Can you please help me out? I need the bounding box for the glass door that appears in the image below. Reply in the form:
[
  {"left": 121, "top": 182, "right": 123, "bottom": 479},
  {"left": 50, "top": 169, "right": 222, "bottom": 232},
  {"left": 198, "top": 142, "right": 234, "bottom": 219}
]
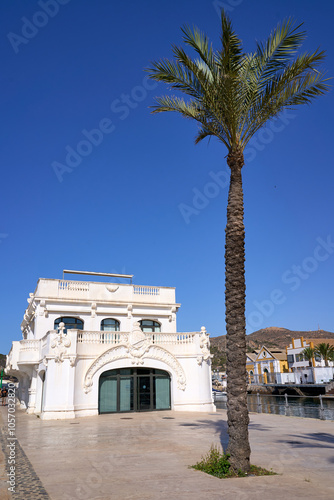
[
  {"left": 99, "top": 376, "right": 117, "bottom": 413},
  {"left": 137, "top": 375, "right": 151, "bottom": 411},
  {"left": 120, "top": 376, "right": 133, "bottom": 412}
]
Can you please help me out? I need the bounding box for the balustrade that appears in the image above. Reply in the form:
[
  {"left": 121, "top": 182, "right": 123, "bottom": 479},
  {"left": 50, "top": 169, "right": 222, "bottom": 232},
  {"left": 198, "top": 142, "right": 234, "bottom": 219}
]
[
  {"left": 77, "top": 331, "right": 195, "bottom": 345},
  {"left": 20, "top": 340, "right": 40, "bottom": 351},
  {"left": 58, "top": 280, "right": 90, "bottom": 292},
  {"left": 133, "top": 286, "right": 160, "bottom": 296}
]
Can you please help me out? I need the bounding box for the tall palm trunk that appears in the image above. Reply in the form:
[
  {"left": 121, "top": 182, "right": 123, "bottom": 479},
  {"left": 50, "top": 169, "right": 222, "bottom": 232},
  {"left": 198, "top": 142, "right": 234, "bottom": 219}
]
[{"left": 225, "top": 148, "right": 250, "bottom": 472}]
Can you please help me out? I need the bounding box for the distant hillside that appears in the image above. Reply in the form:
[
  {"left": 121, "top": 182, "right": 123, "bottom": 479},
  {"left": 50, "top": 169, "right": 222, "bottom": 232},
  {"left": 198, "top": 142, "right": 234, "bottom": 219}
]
[{"left": 210, "top": 327, "right": 334, "bottom": 370}]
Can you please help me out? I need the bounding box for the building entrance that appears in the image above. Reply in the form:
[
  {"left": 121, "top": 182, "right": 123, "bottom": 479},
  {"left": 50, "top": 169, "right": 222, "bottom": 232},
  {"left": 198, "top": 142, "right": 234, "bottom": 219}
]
[{"left": 99, "top": 368, "right": 171, "bottom": 413}]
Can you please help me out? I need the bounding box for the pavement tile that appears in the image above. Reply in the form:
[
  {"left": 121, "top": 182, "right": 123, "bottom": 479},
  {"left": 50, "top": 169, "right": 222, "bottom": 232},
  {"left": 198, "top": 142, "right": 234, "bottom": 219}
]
[{"left": 0, "top": 406, "right": 333, "bottom": 499}]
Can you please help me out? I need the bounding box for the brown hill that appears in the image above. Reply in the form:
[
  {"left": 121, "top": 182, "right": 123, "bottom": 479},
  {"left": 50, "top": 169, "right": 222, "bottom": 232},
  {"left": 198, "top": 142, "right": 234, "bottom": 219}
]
[{"left": 210, "top": 327, "right": 334, "bottom": 369}]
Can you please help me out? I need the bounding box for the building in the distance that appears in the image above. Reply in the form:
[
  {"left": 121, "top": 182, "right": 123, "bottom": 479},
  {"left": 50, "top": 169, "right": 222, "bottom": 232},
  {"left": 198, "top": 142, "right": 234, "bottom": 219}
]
[
  {"left": 246, "top": 346, "right": 292, "bottom": 385},
  {"left": 6, "top": 271, "right": 215, "bottom": 419},
  {"left": 286, "top": 337, "right": 334, "bottom": 384}
]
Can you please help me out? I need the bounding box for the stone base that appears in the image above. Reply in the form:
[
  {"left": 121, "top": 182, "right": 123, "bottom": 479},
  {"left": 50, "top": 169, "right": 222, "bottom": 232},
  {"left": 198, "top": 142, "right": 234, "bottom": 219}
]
[
  {"left": 73, "top": 409, "right": 99, "bottom": 418},
  {"left": 173, "top": 402, "right": 216, "bottom": 412},
  {"left": 40, "top": 410, "right": 76, "bottom": 420}
]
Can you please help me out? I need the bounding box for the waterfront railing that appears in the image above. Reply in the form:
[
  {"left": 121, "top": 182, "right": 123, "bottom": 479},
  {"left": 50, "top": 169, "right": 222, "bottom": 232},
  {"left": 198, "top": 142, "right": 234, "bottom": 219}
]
[{"left": 214, "top": 393, "right": 334, "bottom": 421}]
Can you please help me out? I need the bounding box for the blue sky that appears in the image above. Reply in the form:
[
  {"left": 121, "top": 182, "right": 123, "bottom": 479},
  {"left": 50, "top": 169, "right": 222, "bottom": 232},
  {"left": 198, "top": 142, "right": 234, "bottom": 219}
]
[{"left": 1, "top": 0, "right": 333, "bottom": 354}]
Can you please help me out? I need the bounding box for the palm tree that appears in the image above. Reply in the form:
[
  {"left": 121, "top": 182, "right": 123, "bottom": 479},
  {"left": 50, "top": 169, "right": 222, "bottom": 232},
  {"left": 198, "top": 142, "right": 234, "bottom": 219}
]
[
  {"left": 315, "top": 343, "right": 334, "bottom": 367},
  {"left": 302, "top": 347, "right": 315, "bottom": 367},
  {"left": 146, "top": 10, "right": 329, "bottom": 472},
  {"left": 302, "top": 346, "right": 316, "bottom": 383},
  {"left": 329, "top": 349, "right": 334, "bottom": 363}
]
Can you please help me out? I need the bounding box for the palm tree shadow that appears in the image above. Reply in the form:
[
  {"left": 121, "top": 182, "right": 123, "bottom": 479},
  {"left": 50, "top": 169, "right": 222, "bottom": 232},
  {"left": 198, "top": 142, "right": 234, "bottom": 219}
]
[
  {"left": 278, "top": 432, "right": 334, "bottom": 450},
  {"left": 178, "top": 419, "right": 229, "bottom": 449}
]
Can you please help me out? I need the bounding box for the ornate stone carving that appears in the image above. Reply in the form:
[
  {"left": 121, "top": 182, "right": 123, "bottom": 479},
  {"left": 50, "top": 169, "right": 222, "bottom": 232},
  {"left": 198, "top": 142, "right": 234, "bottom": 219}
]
[
  {"left": 69, "top": 356, "right": 77, "bottom": 367},
  {"left": 197, "top": 326, "right": 213, "bottom": 366},
  {"left": 127, "top": 304, "right": 133, "bottom": 319},
  {"left": 38, "top": 300, "right": 49, "bottom": 317},
  {"left": 125, "top": 322, "right": 152, "bottom": 364},
  {"left": 148, "top": 345, "right": 186, "bottom": 390},
  {"left": 169, "top": 306, "right": 177, "bottom": 322},
  {"left": 83, "top": 325, "right": 187, "bottom": 392},
  {"left": 106, "top": 285, "right": 119, "bottom": 293},
  {"left": 91, "top": 302, "right": 97, "bottom": 318},
  {"left": 51, "top": 323, "right": 71, "bottom": 363},
  {"left": 84, "top": 345, "right": 128, "bottom": 393}
]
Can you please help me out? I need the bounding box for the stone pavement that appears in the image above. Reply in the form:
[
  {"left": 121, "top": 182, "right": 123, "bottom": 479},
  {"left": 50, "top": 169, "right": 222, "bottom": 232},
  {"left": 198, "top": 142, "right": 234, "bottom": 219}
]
[{"left": 0, "top": 405, "right": 333, "bottom": 500}]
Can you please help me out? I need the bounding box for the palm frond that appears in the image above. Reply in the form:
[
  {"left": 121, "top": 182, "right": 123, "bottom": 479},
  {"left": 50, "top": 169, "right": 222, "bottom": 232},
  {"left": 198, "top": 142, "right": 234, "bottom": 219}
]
[
  {"left": 146, "top": 8, "right": 329, "bottom": 153},
  {"left": 150, "top": 95, "right": 200, "bottom": 117},
  {"left": 219, "top": 9, "right": 243, "bottom": 73},
  {"left": 240, "top": 49, "right": 330, "bottom": 146},
  {"left": 181, "top": 25, "right": 216, "bottom": 74},
  {"left": 255, "top": 18, "right": 306, "bottom": 83}
]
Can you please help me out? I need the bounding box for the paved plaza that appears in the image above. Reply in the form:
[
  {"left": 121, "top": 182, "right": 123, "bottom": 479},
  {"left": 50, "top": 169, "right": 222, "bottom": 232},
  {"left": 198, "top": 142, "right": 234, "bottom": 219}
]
[{"left": 0, "top": 405, "right": 333, "bottom": 499}]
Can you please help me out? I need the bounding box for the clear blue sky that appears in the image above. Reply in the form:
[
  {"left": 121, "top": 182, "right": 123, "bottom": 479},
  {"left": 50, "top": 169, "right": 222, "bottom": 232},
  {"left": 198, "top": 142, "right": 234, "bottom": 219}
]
[{"left": 1, "top": 0, "right": 333, "bottom": 354}]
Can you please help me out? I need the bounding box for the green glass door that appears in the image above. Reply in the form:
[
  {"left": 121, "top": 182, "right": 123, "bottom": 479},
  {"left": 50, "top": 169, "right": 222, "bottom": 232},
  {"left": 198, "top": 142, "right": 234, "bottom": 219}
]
[
  {"left": 99, "top": 376, "right": 117, "bottom": 413},
  {"left": 120, "top": 376, "right": 133, "bottom": 412},
  {"left": 99, "top": 368, "right": 170, "bottom": 413},
  {"left": 137, "top": 376, "right": 151, "bottom": 411}
]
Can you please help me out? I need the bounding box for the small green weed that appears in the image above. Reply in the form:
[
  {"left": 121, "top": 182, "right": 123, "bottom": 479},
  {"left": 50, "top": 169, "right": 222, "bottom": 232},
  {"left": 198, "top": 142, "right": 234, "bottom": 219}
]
[
  {"left": 191, "top": 445, "right": 231, "bottom": 478},
  {"left": 191, "top": 445, "right": 277, "bottom": 479}
]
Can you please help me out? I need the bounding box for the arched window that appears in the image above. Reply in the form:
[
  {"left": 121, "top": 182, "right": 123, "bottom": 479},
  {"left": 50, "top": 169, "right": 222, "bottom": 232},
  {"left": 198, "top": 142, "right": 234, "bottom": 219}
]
[
  {"left": 54, "top": 317, "right": 84, "bottom": 333},
  {"left": 101, "top": 318, "right": 120, "bottom": 332},
  {"left": 139, "top": 320, "right": 161, "bottom": 333}
]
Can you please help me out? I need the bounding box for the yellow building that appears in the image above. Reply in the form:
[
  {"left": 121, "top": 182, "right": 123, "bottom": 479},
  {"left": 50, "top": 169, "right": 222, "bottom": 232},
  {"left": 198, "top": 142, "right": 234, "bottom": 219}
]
[{"left": 247, "top": 346, "right": 290, "bottom": 385}]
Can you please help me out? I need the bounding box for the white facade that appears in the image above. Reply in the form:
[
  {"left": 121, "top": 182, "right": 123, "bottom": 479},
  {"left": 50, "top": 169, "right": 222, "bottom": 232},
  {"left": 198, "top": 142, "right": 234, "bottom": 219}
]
[
  {"left": 6, "top": 275, "right": 215, "bottom": 419},
  {"left": 287, "top": 338, "right": 334, "bottom": 384}
]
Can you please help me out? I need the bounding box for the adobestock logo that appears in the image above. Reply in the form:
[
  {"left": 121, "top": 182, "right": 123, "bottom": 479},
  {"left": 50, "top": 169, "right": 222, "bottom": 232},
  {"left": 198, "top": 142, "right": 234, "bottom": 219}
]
[
  {"left": 178, "top": 170, "right": 230, "bottom": 224},
  {"left": 246, "top": 235, "right": 334, "bottom": 330},
  {"left": 51, "top": 76, "right": 157, "bottom": 183},
  {"left": 52, "top": 119, "right": 115, "bottom": 183},
  {"left": 244, "top": 110, "right": 296, "bottom": 163},
  {"left": 178, "top": 110, "right": 296, "bottom": 225},
  {"left": 7, "top": 0, "right": 71, "bottom": 54},
  {"left": 213, "top": 0, "right": 244, "bottom": 16}
]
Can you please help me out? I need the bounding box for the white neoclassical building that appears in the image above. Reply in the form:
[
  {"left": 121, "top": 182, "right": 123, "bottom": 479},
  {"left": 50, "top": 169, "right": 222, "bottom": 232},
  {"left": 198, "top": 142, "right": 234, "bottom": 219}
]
[{"left": 6, "top": 271, "right": 215, "bottom": 419}]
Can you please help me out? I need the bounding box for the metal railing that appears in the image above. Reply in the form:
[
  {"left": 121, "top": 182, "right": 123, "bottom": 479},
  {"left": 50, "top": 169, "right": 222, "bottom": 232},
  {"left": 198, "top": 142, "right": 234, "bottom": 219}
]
[{"left": 215, "top": 393, "right": 334, "bottom": 421}]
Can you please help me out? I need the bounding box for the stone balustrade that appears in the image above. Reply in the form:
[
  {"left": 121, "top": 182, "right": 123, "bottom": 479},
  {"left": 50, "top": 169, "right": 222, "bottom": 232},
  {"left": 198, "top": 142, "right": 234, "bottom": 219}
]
[
  {"left": 32, "top": 278, "right": 176, "bottom": 305},
  {"left": 77, "top": 331, "right": 195, "bottom": 346},
  {"left": 20, "top": 339, "right": 40, "bottom": 351}
]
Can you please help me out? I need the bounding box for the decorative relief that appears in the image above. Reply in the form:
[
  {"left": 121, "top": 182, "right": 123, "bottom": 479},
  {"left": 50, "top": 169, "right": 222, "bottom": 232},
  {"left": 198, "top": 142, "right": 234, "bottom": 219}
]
[
  {"left": 197, "top": 326, "right": 213, "bottom": 366},
  {"left": 127, "top": 304, "right": 133, "bottom": 319},
  {"left": 83, "top": 322, "right": 187, "bottom": 392},
  {"left": 84, "top": 345, "right": 128, "bottom": 393},
  {"left": 38, "top": 300, "right": 48, "bottom": 317},
  {"left": 51, "top": 322, "right": 71, "bottom": 363},
  {"left": 148, "top": 345, "right": 186, "bottom": 390},
  {"left": 106, "top": 285, "right": 119, "bottom": 293},
  {"left": 125, "top": 322, "right": 152, "bottom": 364},
  {"left": 91, "top": 302, "right": 97, "bottom": 318},
  {"left": 169, "top": 306, "right": 177, "bottom": 322},
  {"left": 69, "top": 356, "right": 77, "bottom": 367}
]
